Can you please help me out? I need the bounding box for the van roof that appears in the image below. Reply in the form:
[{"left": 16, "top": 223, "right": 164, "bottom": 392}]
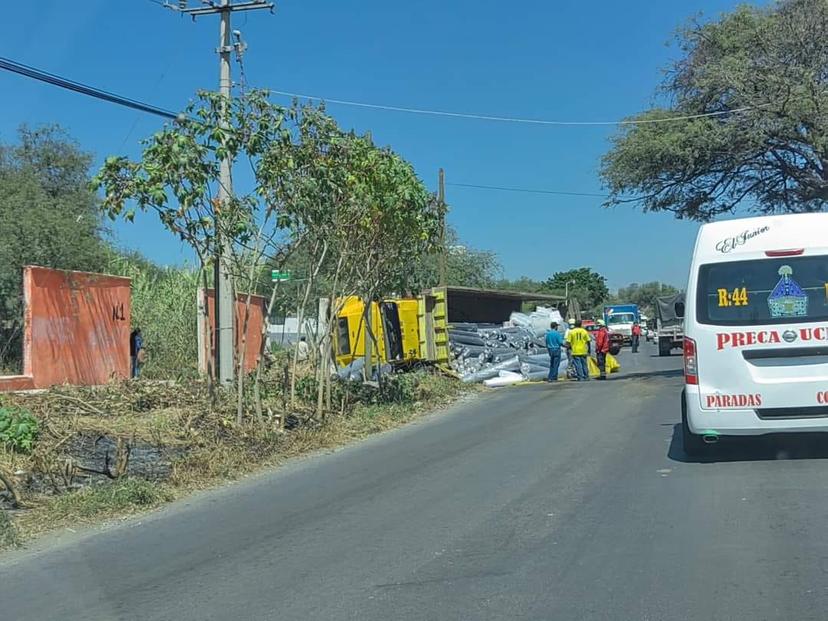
[{"left": 694, "top": 213, "right": 828, "bottom": 263}]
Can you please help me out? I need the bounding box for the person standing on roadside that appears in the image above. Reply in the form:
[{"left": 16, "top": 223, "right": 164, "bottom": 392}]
[
  {"left": 594, "top": 319, "right": 610, "bottom": 380},
  {"left": 129, "top": 328, "right": 143, "bottom": 379},
  {"left": 296, "top": 335, "right": 310, "bottom": 362},
  {"left": 631, "top": 321, "right": 642, "bottom": 353},
  {"left": 565, "top": 319, "right": 591, "bottom": 381},
  {"left": 545, "top": 321, "right": 564, "bottom": 382}
]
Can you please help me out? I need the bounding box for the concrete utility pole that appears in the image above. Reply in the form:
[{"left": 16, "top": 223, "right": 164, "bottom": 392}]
[
  {"left": 160, "top": 0, "right": 273, "bottom": 385},
  {"left": 437, "top": 168, "right": 447, "bottom": 286}
]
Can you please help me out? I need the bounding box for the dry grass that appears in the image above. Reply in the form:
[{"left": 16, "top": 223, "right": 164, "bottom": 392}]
[
  {"left": 0, "top": 370, "right": 474, "bottom": 548},
  {"left": 0, "top": 509, "right": 20, "bottom": 548}
]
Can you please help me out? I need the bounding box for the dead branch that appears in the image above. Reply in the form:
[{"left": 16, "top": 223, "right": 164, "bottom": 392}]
[
  {"left": 50, "top": 393, "right": 106, "bottom": 416},
  {"left": 0, "top": 468, "right": 22, "bottom": 509}
]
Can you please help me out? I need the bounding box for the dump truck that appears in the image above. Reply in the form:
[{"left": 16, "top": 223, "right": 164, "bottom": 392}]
[
  {"left": 333, "top": 286, "right": 566, "bottom": 368},
  {"left": 655, "top": 292, "right": 685, "bottom": 356},
  {"left": 333, "top": 296, "right": 420, "bottom": 368}
]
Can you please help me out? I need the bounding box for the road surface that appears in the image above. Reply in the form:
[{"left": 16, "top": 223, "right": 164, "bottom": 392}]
[{"left": 4, "top": 343, "right": 828, "bottom": 620}]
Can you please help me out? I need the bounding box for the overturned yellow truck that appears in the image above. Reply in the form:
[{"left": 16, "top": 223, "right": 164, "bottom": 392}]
[{"left": 333, "top": 286, "right": 565, "bottom": 368}]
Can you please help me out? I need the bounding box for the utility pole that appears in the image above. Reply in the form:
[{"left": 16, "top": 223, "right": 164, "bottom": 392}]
[
  {"left": 160, "top": 0, "right": 273, "bottom": 385},
  {"left": 437, "top": 168, "right": 447, "bottom": 286}
]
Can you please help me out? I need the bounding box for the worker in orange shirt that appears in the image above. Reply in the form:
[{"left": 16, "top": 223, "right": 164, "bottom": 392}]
[
  {"left": 594, "top": 320, "right": 610, "bottom": 380},
  {"left": 631, "top": 322, "right": 642, "bottom": 353}
]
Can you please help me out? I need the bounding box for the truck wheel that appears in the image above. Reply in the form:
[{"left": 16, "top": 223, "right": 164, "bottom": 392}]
[
  {"left": 681, "top": 391, "right": 706, "bottom": 457},
  {"left": 658, "top": 338, "right": 670, "bottom": 357}
]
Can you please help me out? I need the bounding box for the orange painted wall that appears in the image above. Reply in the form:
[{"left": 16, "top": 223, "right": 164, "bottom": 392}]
[
  {"left": 202, "top": 290, "right": 266, "bottom": 374},
  {"left": 0, "top": 376, "right": 35, "bottom": 391},
  {"left": 22, "top": 266, "right": 131, "bottom": 388}
]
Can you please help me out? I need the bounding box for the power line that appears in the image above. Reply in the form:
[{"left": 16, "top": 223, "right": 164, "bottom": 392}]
[
  {"left": 0, "top": 56, "right": 613, "bottom": 199},
  {"left": 0, "top": 56, "right": 180, "bottom": 120},
  {"left": 0, "top": 53, "right": 761, "bottom": 131},
  {"left": 269, "top": 88, "right": 758, "bottom": 127},
  {"left": 447, "top": 182, "right": 607, "bottom": 198}
]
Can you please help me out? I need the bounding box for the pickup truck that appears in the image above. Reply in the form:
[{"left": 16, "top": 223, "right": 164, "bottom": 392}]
[{"left": 655, "top": 293, "right": 685, "bottom": 356}]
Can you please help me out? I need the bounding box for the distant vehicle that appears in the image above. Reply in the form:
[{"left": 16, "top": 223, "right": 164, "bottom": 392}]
[
  {"left": 640, "top": 316, "right": 652, "bottom": 340},
  {"left": 603, "top": 304, "right": 640, "bottom": 343},
  {"left": 583, "top": 320, "right": 622, "bottom": 354},
  {"left": 682, "top": 212, "right": 828, "bottom": 456},
  {"left": 655, "top": 293, "right": 685, "bottom": 356}
]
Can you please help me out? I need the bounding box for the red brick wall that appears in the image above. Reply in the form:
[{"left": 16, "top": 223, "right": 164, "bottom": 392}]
[{"left": 22, "top": 266, "right": 131, "bottom": 388}]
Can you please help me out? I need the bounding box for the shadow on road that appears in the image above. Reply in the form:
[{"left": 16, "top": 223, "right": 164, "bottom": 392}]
[
  {"left": 667, "top": 424, "right": 828, "bottom": 463},
  {"left": 614, "top": 369, "right": 683, "bottom": 380}
]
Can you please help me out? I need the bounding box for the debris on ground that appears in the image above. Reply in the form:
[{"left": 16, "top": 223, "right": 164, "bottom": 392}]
[{"left": 449, "top": 307, "right": 568, "bottom": 383}]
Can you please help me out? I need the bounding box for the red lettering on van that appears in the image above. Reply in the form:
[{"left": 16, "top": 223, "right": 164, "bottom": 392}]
[
  {"left": 705, "top": 393, "right": 762, "bottom": 408},
  {"left": 745, "top": 332, "right": 756, "bottom": 346},
  {"left": 717, "top": 334, "right": 731, "bottom": 350},
  {"left": 818, "top": 391, "right": 828, "bottom": 405},
  {"left": 816, "top": 327, "right": 827, "bottom": 341}
]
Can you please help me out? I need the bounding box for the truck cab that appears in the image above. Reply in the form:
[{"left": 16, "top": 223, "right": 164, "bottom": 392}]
[{"left": 604, "top": 304, "right": 640, "bottom": 343}]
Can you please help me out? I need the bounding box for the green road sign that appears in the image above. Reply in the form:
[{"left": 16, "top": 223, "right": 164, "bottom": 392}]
[{"left": 271, "top": 270, "right": 291, "bottom": 282}]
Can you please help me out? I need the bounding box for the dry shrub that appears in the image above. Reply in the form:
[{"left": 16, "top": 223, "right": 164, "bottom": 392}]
[{"left": 1, "top": 369, "right": 471, "bottom": 544}]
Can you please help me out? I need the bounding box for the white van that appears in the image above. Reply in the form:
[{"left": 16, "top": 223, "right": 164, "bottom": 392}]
[{"left": 682, "top": 213, "right": 828, "bottom": 455}]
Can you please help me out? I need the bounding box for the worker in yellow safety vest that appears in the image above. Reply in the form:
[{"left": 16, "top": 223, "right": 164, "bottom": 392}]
[{"left": 564, "top": 319, "right": 591, "bottom": 381}]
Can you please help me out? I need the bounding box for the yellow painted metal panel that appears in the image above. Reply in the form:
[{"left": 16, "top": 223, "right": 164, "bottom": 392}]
[{"left": 396, "top": 299, "right": 421, "bottom": 361}]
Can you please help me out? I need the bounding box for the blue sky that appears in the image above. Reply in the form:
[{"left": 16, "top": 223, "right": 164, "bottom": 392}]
[{"left": 1, "top": 0, "right": 762, "bottom": 290}]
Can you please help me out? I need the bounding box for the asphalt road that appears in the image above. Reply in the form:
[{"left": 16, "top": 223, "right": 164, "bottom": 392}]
[{"left": 4, "top": 342, "right": 828, "bottom": 620}]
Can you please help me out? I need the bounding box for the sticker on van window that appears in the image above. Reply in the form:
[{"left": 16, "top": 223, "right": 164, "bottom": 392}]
[
  {"left": 717, "top": 287, "right": 749, "bottom": 307},
  {"left": 715, "top": 225, "right": 769, "bottom": 254},
  {"left": 716, "top": 326, "right": 828, "bottom": 349},
  {"left": 768, "top": 265, "right": 808, "bottom": 318}
]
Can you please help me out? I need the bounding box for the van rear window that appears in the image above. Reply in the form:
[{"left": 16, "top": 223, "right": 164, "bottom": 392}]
[{"left": 697, "top": 255, "right": 828, "bottom": 326}]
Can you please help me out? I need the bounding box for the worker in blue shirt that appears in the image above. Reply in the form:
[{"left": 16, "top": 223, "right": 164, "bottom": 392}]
[{"left": 545, "top": 321, "right": 565, "bottom": 382}]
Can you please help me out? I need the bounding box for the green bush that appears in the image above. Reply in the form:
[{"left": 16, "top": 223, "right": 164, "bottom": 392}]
[
  {"left": 294, "top": 375, "right": 319, "bottom": 403},
  {"left": 0, "top": 405, "right": 39, "bottom": 453},
  {"left": 377, "top": 373, "right": 419, "bottom": 404},
  {"left": 296, "top": 369, "right": 455, "bottom": 409},
  {"left": 331, "top": 371, "right": 422, "bottom": 406}
]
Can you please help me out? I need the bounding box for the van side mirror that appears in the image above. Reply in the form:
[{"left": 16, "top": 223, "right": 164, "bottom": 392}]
[{"left": 675, "top": 302, "right": 685, "bottom": 318}]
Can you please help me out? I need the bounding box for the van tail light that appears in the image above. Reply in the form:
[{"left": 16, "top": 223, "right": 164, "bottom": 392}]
[
  {"left": 765, "top": 248, "right": 804, "bottom": 257},
  {"left": 684, "top": 337, "right": 698, "bottom": 385}
]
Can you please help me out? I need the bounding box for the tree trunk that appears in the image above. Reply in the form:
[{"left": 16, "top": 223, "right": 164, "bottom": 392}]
[
  {"left": 253, "top": 279, "right": 281, "bottom": 424},
  {"left": 290, "top": 240, "right": 328, "bottom": 406}
]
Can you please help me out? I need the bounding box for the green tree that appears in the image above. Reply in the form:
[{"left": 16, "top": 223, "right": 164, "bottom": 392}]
[
  {"left": 615, "top": 281, "right": 679, "bottom": 315},
  {"left": 408, "top": 226, "right": 502, "bottom": 290},
  {"left": 601, "top": 0, "right": 828, "bottom": 220},
  {"left": 544, "top": 267, "right": 609, "bottom": 314},
  {"left": 495, "top": 276, "right": 545, "bottom": 293},
  {"left": 96, "top": 90, "right": 442, "bottom": 417},
  {"left": 0, "top": 126, "right": 110, "bottom": 371}
]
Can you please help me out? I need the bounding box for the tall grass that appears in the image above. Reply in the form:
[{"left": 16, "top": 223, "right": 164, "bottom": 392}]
[{"left": 110, "top": 256, "right": 201, "bottom": 380}]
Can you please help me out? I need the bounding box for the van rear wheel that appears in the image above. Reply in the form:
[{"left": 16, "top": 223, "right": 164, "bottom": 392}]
[{"left": 681, "top": 391, "right": 707, "bottom": 457}]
